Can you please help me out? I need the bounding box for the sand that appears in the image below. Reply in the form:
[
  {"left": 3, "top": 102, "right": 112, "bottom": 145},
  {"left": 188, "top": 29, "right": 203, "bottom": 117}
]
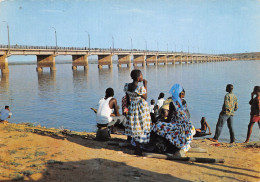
[{"left": 0, "top": 123, "right": 259, "bottom": 182}]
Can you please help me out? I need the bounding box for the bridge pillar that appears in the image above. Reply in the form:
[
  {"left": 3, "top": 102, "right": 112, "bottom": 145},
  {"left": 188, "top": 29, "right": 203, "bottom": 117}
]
[
  {"left": 36, "top": 55, "right": 56, "bottom": 72},
  {"left": 191, "top": 56, "right": 194, "bottom": 63},
  {"left": 146, "top": 55, "right": 157, "bottom": 65},
  {"left": 175, "top": 55, "right": 182, "bottom": 64},
  {"left": 200, "top": 56, "right": 203, "bottom": 63},
  {"left": 118, "top": 55, "right": 131, "bottom": 68},
  {"left": 196, "top": 56, "right": 200, "bottom": 63},
  {"left": 167, "top": 55, "right": 175, "bottom": 64},
  {"left": 98, "top": 54, "right": 112, "bottom": 69},
  {"left": 182, "top": 55, "right": 188, "bottom": 64},
  {"left": 0, "top": 54, "right": 9, "bottom": 74},
  {"left": 157, "top": 55, "right": 167, "bottom": 65},
  {"left": 187, "top": 56, "right": 191, "bottom": 63},
  {"left": 72, "top": 55, "right": 88, "bottom": 70},
  {"left": 133, "top": 55, "right": 145, "bottom": 67}
]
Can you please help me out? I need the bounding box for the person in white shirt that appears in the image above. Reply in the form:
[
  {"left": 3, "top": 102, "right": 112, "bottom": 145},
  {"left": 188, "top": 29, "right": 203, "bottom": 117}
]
[
  {"left": 0, "top": 106, "right": 12, "bottom": 123},
  {"left": 150, "top": 99, "right": 155, "bottom": 113},
  {"left": 96, "top": 88, "right": 126, "bottom": 130},
  {"left": 156, "top": 92, "right": 165, "bottom": 109}
]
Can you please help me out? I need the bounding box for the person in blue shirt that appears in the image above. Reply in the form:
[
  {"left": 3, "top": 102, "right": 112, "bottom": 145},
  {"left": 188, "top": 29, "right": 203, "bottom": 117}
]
[{"left": 0, "top": 106, "right": 12, "bottom": 123}]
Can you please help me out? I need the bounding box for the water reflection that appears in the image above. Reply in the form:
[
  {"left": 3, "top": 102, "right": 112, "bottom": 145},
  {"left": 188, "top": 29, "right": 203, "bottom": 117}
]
[
  {"left": 37, "top": 71, "right": 56, "bottom": 93},
  {"left": 98, "top": 68, "right": 113, "bottom": 88},
  {"left": 72, "top": 70, "right": 89, "bottom": 91},
  {"left": 118, "top": 67, "right": 131, "bottom": 79},
  {"left": 0, "top": 73, "right": 9, "bottom": 93}
]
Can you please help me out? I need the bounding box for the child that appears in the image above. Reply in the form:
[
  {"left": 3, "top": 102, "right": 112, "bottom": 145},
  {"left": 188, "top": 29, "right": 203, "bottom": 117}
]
[
  {"left": 244, "top": 86, "right": 260, "bottom": 143},
  {"left": 156, "top": 92, "right": 165, "bottom": 109},
  {"left": 150, "top": 99, "right": 156, "bottom": 124},
  {"left": 150, "top": 99, "right": 155, "bottom": 113},
  {"left": 196, "top": 117, "right": 211, "bottom": 135}
]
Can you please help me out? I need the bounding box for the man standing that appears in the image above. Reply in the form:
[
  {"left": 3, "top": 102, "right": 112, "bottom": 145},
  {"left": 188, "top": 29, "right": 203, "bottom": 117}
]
[
  {"left": 96, "top": 88, "right": 126, "bottom": 131},
  {"left": 210, "top": 84, "right": 238, "bottom": 143}
]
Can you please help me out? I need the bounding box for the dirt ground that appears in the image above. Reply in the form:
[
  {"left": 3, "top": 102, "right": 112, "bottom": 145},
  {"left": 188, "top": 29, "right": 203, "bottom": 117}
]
[{"left": 0, "top": 123, "right": 259, "bottom": 182}]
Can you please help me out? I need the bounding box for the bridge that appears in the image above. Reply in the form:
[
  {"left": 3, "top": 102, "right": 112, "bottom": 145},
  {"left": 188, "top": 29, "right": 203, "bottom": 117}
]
[{"left": 0, "top": 45, "right": 232, "bottom": 74}]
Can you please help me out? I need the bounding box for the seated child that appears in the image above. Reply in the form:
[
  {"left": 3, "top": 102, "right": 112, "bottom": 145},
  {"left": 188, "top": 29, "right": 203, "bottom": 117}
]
[
  {"left": 156, "top": 98, "right": 172, "bottom": 123},
  {"left": 196, "top": 117, "right": 211, "bottom": 134}
]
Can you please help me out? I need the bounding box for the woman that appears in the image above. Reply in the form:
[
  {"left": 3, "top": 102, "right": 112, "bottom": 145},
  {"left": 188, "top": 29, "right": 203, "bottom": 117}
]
[
  {"left": 244, "top": 86, "right": 260, "bottom": 143},
  {"left": 152, "top": 83, "right": 195, "bottom": 152},
  {"left": 124, "top": 69, "right": 151, "bottom": 155}
]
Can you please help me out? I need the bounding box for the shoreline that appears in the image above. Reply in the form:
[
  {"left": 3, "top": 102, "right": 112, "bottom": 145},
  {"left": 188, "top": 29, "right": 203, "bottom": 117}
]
[{"left": 0, "top": 122, "right": 259, "bottom": 181}]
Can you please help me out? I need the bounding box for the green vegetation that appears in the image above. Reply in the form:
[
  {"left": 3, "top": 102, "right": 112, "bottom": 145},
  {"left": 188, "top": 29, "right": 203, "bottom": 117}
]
[
  {"left": 21, "top": 170, "right": 34, "bottom": 176},
  {"left": 10, "top": 173, "right": 24, "bottom": 181},
  {"left": 10, "top": 161, "right": 21, "bottom": 167},
  {"left": 35, "top": 151, "right": 47, "bottom": 157},
  {"left": 46, "top": 160, "right": 63, "bottom": 165},
  {"left": 8, "top": 150, "right": 17, "bottom": 154},
  {"left": 22, "top": 154, "right": 32, "bottom": 159}
]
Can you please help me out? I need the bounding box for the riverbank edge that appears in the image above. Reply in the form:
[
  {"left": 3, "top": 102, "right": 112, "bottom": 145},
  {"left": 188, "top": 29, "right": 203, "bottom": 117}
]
[{"left": 0, "top": 122, "right": 259, "bottom": 181}]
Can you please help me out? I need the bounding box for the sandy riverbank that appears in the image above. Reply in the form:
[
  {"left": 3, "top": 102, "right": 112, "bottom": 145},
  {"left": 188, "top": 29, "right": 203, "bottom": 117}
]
[{"left": 0, "top": 123, "right": 259, "bottom": 182}]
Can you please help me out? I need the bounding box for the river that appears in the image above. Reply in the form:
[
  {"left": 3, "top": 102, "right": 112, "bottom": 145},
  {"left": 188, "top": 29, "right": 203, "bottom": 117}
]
[{"left": 0, "top": 60, "right": 259, "bottom": 142}]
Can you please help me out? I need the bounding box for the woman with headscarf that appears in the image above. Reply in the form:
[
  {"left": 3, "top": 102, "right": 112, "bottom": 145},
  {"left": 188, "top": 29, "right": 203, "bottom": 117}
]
[
  {"left": 124, "top": 69, "right": 151, "bottom": 155},
  {"left": 152, "top": 83, "right": 195, "bottom": 152}
]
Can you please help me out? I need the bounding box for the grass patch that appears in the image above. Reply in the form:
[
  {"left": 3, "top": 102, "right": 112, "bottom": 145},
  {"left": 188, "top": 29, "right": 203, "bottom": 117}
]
[
  {"left": 23, "top": 122, "right": 35, "bottom": 127},
  {"left": 35, "top": 151, "right": 47, "bottom": 157},
  {"left": 21, "top": 170, "right": 34, "bottom": 176},
  {"left": 22, "top": 154, "right": 32, "bottom": 159},
  {"left": 19, "top": 147, "right": 29, "bottom": 150},
  {"left": 18, "top": 133, "right": 28, "bottom": 138},
  {"left": 10, "top": 173, "right": 24, "bottom": 181},
  {"left": 46, "top": 160, "right": 63, "bottom": 165},
  {"left": 3, "top": 125, "right": 16, "bottom": 132},
  {"left": 0, "top": 172, "right": 9, "bottom": 178},
  {"left": 8, "top": 150, "right": 18, "bottom": 155},
  {"left": 10, "top": 161, "right": 21, "bottom": 167},
  {"left": 27, "top": 158, "right": 45, "bottom": 163}
]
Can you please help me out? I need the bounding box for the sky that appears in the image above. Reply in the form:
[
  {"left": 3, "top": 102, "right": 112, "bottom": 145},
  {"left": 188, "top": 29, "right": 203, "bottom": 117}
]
[{"left": 0, "top": 0, "right": 260, "bottom": 55}]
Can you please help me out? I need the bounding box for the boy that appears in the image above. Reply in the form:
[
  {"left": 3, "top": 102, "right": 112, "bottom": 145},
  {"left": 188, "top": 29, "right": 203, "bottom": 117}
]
[
  {"left": 196, "top": 117, "right": 211, "bottom": 134},
  {"left": 210, "top": 84, "right": 238, "bottom": 143}
]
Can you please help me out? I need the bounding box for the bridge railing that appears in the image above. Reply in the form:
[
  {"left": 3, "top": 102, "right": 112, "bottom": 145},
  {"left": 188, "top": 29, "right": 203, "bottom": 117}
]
[{"left": 0, "top": 44, "right": 227, "bottom": 57}]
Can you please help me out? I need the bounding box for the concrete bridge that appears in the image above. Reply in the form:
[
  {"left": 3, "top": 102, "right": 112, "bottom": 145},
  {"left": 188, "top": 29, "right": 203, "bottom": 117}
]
[{"left": 0, "top": 45, "right": 232, "bottom": 74}]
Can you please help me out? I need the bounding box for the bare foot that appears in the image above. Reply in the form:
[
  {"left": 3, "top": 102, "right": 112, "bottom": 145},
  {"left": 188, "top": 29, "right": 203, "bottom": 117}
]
[
  {"left": 243, "top": 141, "right": 249, "bottom": 143},
  {"left": 209, "top": 138, "right": 218, "bottom": 142}
]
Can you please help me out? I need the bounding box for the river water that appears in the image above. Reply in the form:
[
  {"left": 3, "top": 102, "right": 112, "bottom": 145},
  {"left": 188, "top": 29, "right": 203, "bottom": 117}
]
[{"left": 0, "top": 60, "right": 259, "bottom": 142}]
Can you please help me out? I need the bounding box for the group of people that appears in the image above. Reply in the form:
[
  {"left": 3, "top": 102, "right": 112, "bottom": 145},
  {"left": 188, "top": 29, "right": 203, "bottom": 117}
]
[
  {"left": 96, "top": 69, "right": 195, "bottom": 155},
  {"left": 96, "top": 69, "right": 260, "bottom": 155}
]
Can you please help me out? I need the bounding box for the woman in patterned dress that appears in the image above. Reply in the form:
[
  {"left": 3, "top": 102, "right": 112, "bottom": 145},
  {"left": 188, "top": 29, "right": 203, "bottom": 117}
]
[
  {"left": 152, "top": 83, "right": 195, "bottom": 152},
  {"left": 124, "top": 69, "right": 151, "bottom": 155}
]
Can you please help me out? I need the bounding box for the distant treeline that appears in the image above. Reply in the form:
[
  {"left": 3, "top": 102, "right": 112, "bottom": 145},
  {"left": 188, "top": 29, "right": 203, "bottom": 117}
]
[{"left": 220, "top": 52, "right": 260, "bottom": 60}]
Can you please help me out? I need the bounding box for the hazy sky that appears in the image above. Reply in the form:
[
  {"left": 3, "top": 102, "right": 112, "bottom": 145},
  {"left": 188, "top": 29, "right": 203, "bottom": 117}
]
[{"left": 0, "top": 0, "right": 260, "bottom": 54}]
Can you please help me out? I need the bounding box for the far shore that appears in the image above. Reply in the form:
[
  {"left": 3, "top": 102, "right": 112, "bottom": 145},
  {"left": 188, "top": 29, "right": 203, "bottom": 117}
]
[{"left": 0, "top": 122, "right": 259, "bottom": 181}]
